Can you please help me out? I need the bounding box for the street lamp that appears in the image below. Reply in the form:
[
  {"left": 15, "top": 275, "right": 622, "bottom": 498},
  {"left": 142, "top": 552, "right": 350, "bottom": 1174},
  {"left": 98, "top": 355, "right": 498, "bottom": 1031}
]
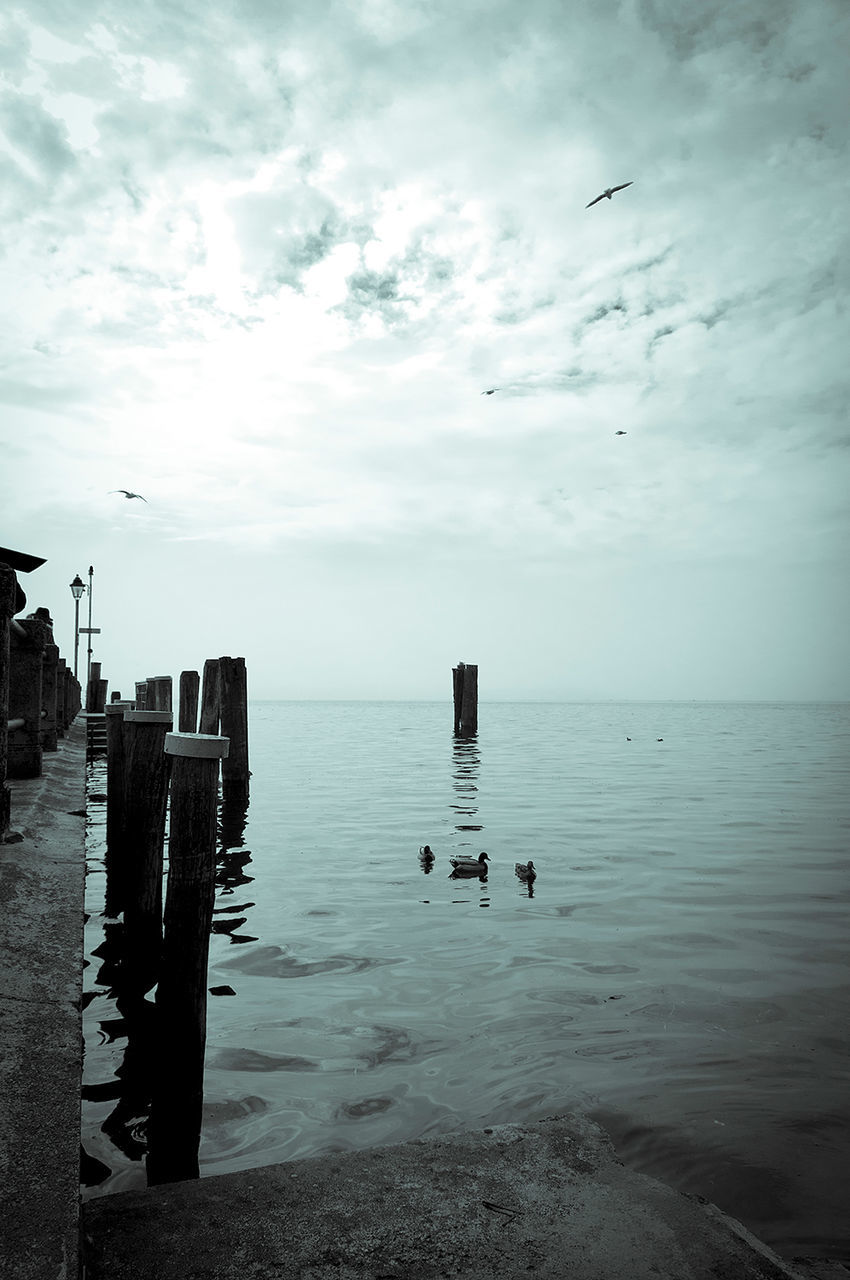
[
  {"left": 69, "top": 574, "right": 85, "bottom": 679},
  {"left": 86, "top": 565, "right": 94, "bottom": 705}
]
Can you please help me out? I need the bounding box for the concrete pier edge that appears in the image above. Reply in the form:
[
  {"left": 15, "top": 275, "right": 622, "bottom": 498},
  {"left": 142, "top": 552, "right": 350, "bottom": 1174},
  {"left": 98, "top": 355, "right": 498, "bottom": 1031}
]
[{"left": 0, "top": 717, "right": 86, "bottom": 1280}]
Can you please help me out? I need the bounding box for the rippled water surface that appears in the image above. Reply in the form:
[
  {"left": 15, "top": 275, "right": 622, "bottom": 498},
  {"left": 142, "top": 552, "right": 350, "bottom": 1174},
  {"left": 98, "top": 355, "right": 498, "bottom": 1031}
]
[{"left": 82, "top": 700, "right": 850, "bottom": 1259}]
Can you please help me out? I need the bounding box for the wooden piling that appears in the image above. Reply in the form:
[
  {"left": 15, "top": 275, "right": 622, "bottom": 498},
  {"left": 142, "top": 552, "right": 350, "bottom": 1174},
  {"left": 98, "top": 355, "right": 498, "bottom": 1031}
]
[
  {"left": 135, "top": 681, "right": 148, "bottom": 710},
  {"left": 120, "top": 710, "right": 173, "bottom": 990},
  {"left": 0, "top": 564, "right": 16, "bottom": 836},
  {"left": 87, "top": 660, "right": 102, "bottom": 713},
  {"left": 7, "top": 618, "right": 49, "bottom": 778},
  {"left": 146, "top": 676, "right": 172, "bottom": 713},
  {"left": 219, "top": 656, "right": 249, "bottom": 802},
  {"left": 146, "top": 730, "right": 229, "bottom": 1186},
  {"left": 178, "top": 670, "right": 200, "bottom": 733},
  {"left": 41, "top": 642, "right": 59, "bottom": 750},
  {"left": 452, "top": 663, "right": 464, "bottom": 734},
  {"left": 95, "top": 678, "right": 108, "bottom": 714},
  {"left": 56, "top": 658, "right": 67, "bottom": 736},
  {"left": 452, "top": 661, "right": 478, "bottom": 737},
  {"left": 198, "top": 659, "right": 220, "bottom": 735},
  {"left": 105, "top": 703, "right": 133, "bottom": 914}
]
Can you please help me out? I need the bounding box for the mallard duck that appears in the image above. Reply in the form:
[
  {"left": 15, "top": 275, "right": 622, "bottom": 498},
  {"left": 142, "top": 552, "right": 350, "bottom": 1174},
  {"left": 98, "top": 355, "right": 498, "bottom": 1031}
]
[
  {"left": 515, "top": 860, "right": 536, "bottom": 881},
  {"left": 449, "top": 852, "right": 490, "bottom": 874}
]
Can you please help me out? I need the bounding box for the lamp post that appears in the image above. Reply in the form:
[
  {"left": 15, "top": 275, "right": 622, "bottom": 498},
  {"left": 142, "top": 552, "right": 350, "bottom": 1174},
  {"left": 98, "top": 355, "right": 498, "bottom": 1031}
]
[
  {"left": 69, "top": 574, "right": 85, "bottom": 679},
  {"left": 86, "top": 565, "right": 94, "bottom": 699}
]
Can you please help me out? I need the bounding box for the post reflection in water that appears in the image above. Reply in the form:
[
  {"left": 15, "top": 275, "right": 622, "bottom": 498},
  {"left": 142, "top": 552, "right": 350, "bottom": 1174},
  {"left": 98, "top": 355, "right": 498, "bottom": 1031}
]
[
  {"left": 215, "top": 795, "right": 257, "bottom": 943},
  {"left": 449, "top": 734, "right": 490, "bottom": 906},
  {"left": 82, "top": 921, "right": 158, "bottom": 1184},
  {"left": 450, "top": 733, "right": 482, "bottom": 842}
]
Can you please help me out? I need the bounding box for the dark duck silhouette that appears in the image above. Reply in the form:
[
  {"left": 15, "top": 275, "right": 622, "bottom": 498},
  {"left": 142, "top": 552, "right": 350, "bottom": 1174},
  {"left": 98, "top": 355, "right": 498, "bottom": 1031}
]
[
  {"left": 419, "top": 844, "right": 436, "bottom": 873},
  {"left": 449, "top": 852, "right": 489, "bottom": 876}
]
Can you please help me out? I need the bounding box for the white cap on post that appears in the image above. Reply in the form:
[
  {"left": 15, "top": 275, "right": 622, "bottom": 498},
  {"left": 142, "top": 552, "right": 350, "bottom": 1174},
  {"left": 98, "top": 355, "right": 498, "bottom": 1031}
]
[
  {"left": 164, "top": 732, "right": 230, "bottom": 759},
  {"left": 124, "top": 711, "right": 174, "bottom": 724}
]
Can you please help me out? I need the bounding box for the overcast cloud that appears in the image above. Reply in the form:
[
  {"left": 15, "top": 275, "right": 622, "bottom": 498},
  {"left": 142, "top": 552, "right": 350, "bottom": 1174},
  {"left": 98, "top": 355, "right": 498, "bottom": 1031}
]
[{"left": 2, "top": 0, "right": 848, "bottom": 700}]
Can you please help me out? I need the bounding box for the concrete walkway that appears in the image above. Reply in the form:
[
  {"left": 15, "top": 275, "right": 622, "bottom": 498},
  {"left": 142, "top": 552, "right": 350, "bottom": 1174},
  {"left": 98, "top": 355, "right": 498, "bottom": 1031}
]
[{"left": 0, "top": 719, "right": 86, "bottom": 1280}]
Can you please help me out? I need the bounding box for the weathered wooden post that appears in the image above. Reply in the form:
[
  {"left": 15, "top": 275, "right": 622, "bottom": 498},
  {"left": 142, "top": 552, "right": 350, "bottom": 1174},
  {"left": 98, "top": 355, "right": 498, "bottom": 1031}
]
[
  {"left": 198, "top": 658, "right": 220, "bottom": 735},
  {"left": 178, "top": 670, "right": 200, "bottom": 733},
  {"left": 119, "top": 710, "right": 173, "bottom": 988},
  {"left": 135, "top": 681, "right": 148, "bottom": 710},
  {"left": 146, "top": 675, "right": 172, "bottom": 712},
  {"left": 146, "top": 730, "right": 230, "bottom": 1186},
  {"left": 453, "top": 661, "right": 478, "bottom": 737},
  {"left": 86, "top": 660, "right": 102, "bottom": 713},
  {"left": 7, "top": 618, "right": 49, "bottom": 778},
  {"left": 219, "top": 656, "right": 249, "bottom": 803},
  {"left": 56, "top": 658, "right": 68, "bottom": 735},
  {"left": 69, "top": 674, "right": 81, "bottom": 722},
  {"left": 105, "top": 702, "right": 134, "bottom": 914},
  {"left": 0, "top": 564, "right": 16, "bottom": 837},
  {"left": 41, "top": 641, "right": 59, "bottom": 751},
  {"left": 452, "top": 663, "right": 463, "bottom": 734}
]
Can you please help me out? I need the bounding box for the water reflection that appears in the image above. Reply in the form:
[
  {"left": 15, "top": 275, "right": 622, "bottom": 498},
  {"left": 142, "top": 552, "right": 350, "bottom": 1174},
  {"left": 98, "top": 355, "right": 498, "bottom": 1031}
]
[
  {"left": 84, "top": 785, "right": 259, "bottom": 1190},
  {"left": 450, "top": 734, "right": 482, "bottom": 841},
  {"left": 219, "top": 793, "right": 249, "bottom": 853},
  {"left": 450, "top": 876, "right": 491, "bottom": 909},
  {"left": 216, "top": 795, "right": 257, "bottom": 940}
]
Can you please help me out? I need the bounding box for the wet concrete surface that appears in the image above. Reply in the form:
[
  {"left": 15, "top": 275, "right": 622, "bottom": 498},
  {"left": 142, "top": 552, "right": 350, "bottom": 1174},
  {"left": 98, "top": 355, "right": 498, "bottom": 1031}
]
[
  {"left": 83, "top": 1113, "right": 826, "bottom": 1280},
  {"left": 0, "top": 719, "right": 86, "bottom": 1280}
]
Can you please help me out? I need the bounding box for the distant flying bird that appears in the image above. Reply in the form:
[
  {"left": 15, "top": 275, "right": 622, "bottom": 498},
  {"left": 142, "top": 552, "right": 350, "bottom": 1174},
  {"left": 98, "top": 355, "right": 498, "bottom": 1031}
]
[
  {"left": 615, "top": 431, "right": 627, "bottom": 436},
  {"left": 481, "top": 388, "right": 501, "bottom": 395},
  {"left": 586, "top": 182, "right": 633, "bottom": 208},
  {"left": 110, "top": 490, "right": 148, "bottom": 502}
]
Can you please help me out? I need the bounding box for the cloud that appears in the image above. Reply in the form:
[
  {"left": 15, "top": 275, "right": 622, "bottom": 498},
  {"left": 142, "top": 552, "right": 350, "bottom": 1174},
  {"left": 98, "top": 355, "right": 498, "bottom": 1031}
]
[
  {"left": 1, "top": 0, "right": 848, "bottom": 697},
  {"left": 0, "top": 89, "right": 76, "bottom": 178}
]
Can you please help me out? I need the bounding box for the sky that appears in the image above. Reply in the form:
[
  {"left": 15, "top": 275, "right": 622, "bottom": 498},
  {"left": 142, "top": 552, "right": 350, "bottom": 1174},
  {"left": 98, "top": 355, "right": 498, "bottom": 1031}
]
[{"left": 2, "top": 0, "right": 849, "bottom": 701}]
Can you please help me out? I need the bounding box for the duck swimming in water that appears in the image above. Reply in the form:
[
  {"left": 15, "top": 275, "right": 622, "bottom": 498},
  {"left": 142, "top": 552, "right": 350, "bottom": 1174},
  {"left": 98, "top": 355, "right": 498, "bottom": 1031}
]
[
  {"left": 449, "top": 852, "right": 490, "bottom": 875},
  {"left": 515, "top": 860, "right": 536, "bottom": 882}
]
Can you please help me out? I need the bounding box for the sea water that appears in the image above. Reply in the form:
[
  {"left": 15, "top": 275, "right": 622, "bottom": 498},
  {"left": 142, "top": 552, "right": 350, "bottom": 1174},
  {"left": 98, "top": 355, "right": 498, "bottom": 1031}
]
[{"left": 81, "top": 700, "right": 850, "bottom": 1260}]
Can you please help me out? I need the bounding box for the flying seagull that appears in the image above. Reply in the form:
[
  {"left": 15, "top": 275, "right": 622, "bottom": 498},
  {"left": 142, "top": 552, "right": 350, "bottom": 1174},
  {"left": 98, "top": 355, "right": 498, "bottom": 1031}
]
[
  {"left": 586, "top": 182, "right": 633, "bottom": 208},
  {"left": 109, "top": 490, "right": 148, "bottom": 502},
  {"left": 481, "top": 388, "right": 501, "bottom": 395}
]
